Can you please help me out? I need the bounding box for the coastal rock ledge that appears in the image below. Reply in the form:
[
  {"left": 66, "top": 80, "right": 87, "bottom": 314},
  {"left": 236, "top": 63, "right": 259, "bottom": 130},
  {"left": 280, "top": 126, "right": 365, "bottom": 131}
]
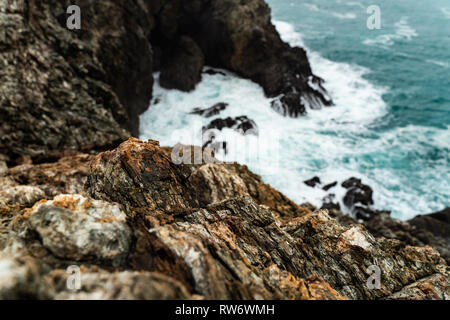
[{"left": 0, "top": 138, "right": 448, "bottom": 300}]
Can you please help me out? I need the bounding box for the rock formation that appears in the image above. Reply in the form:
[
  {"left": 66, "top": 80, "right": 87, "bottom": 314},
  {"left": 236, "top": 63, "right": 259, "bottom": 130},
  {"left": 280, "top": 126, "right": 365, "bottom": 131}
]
[
  {"left": 0, "top": 139, "right": 448, "bottom": 300},
  {"left": 1, "top": 0, "right": 332, "bottom": 165},
  {"left": 0, "top": 0, "right": 448, "bottom": 301}
]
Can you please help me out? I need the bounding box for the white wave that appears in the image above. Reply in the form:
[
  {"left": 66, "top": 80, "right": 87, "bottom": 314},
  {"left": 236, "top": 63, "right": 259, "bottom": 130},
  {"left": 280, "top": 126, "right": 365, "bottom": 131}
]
[
  {"left": 363, "top": 17, "right": 418, "bottom": 47},
  {"left": 426, "top": 59, "right": 449, "bottom": 68}
]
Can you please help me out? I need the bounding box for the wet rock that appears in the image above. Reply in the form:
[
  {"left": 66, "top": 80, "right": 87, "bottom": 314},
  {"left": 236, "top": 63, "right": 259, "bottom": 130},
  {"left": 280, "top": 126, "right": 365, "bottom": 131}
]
[
  {"left": 203, "top": 116, "right": 258, "bottom": 135},
  {"left": 203, "top": 69, "right": 226, "bottom": 76},
  {"left": 304, "top": 177, "right": 321, "bottom": 188},
  {"left": 160, "top": 36, "right": 205, "bottom": 92},
  {"left": 353, "top": 206, "right": 387, "bottom": 222},
  {"left": 271, "top": 92, "right": 307, "bottom": 117},
  {"left": 27, "top": 194, "right": 132, "bottom": 267},
  {"left": 323, "top": 181, "right": 338, "bottom": 191},
  {"left": 190, "top": 103, "right": 228, "bottom": 118},
  {"left": 342, "top": 177, "right": 374, "bottom": 208},
  {"left": 202, "top": 116, "right": 258, "bottom": 153}
]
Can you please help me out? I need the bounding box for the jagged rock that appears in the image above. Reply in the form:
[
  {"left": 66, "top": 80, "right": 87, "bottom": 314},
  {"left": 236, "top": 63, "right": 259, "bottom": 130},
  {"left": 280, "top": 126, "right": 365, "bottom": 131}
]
[
  {"left": 160, "top": 36, "right": 204, "bottom": 91},
  {"left": 86, "top": 138, "right": 199, "bottom": 224},
  {"left": 188, "top": 164, "right": 249, "bottom": 206},
  {"left": 0, "top": 186, "right": 45, "bottom": 208},
  {"left": 365, "top": 211, "right": 450, "bottom": 264},
  {"left": 203, "top": 116, "right": 258, "bottom": 135},
  {"left": 26, "top": 194, "right": 132, "bottom": 267},
  {"left": 385, "top": 273, "right": 449, "bottom": 300},
  {"left": 190, "top": 103, "right": 228, "bottom": 118},
  {"left": 6, "top": 154, "right": 94, "bottom": 197},
  {"left": 49, "top": 269, "right": 192, "bottom": 300},
  {"left": 0, "top": 0, "right": 156, "bottom": 163},
  {"left": 304, "top": 176, "right": 321, "bottom": 188}
]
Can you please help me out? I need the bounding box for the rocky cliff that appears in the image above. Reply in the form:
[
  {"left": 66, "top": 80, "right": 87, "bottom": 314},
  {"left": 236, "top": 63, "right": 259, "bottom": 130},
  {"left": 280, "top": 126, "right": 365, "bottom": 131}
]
[
  {"left": 0, "top": 0, "right": 448, "bottom": 300},
  {"left": 0, "top": 0, "right": 331, "bottom": 165}
]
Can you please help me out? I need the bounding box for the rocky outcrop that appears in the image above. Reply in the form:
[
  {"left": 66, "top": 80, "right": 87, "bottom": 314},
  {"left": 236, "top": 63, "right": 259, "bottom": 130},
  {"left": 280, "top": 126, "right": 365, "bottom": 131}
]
[
  {"left": 1, "top": 0, "right": 332, "bottom": 164},
  {"left": 0, "top": 0, "right": 155, "bottom": 164},
  {"left": 0, "top": 138, "right": 448, "bottom": 300},
  {"left": 159, "top": 36, "right": 204, "bottom": 91},
  {"left": 151, "top": 0, "right": 332, "bottom": 114}
]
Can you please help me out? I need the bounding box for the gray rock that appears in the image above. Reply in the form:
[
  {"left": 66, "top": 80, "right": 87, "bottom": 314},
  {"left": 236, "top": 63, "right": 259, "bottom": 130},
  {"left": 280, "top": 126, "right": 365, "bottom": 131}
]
[{"left": 27, "top": 195, "right": 132, "bottom": 267}]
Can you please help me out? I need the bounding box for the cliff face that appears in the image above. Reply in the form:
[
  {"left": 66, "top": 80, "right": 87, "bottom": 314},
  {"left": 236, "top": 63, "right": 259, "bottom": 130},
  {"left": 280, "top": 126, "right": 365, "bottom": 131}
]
[
  {"left": 0, "top": 1, "right": 448, "bottom": 300},
  {"left": 0, "top": 0, "right": 331, "bottom": 165}
]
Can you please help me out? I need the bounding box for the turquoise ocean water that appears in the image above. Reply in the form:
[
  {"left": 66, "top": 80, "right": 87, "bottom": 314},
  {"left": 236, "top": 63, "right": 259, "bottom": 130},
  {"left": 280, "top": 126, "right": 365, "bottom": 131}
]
[{"left": 141, "top": 0, "right": 450, "bottom": 220}]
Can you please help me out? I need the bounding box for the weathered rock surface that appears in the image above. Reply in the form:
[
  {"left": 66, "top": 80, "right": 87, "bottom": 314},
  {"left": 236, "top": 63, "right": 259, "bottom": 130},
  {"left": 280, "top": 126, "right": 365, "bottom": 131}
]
[
  {"left": 26, "top": 194, "right": 132, "bottom": 267},
  {"left": 0, "top": 140, "right": 448, "bottom": 301},
  {"left": 0, "top": 0, "right": 155, "bottom": 163},
  {"left": 386, "top": 273, "right": 449, "bottom": 300}
]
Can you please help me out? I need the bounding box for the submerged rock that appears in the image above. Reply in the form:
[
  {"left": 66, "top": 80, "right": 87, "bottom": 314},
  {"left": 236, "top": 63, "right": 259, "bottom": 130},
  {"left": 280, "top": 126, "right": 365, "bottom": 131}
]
[
  {"left": 191, "top": 103, "right": 229, "bottom": 118},
  {"left": 304, "top": 177, "right": 321, "bottom": 188}
]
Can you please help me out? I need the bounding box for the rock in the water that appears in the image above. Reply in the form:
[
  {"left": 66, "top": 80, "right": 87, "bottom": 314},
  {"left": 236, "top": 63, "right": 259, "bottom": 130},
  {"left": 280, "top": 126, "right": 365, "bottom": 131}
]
[
  {"left": 304, "top": 177, "right": 321, "bottom": 188},
  {"left": 271, "top": 92, "right": 307, "bottom": 117},
  {"left": 190, "top": 103, "right": 228, "bottom": 118},
  {"left": 27, "top": 194, "right": 132, "bottom": 267},
  {"left": 342, "top": 177, "right": 374, "bottom": 208},
  {"left": 203, "top": 116, "right": 258, "bottom": 135},
  {"left": 202, "top": 116, "right": 258, "bottom": 153},
  {"left": 323, "top": 181, "right": 338, "bottom": 191},
  {"left": 321, "top": 194, "right": 341, "bottom": 211}
]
